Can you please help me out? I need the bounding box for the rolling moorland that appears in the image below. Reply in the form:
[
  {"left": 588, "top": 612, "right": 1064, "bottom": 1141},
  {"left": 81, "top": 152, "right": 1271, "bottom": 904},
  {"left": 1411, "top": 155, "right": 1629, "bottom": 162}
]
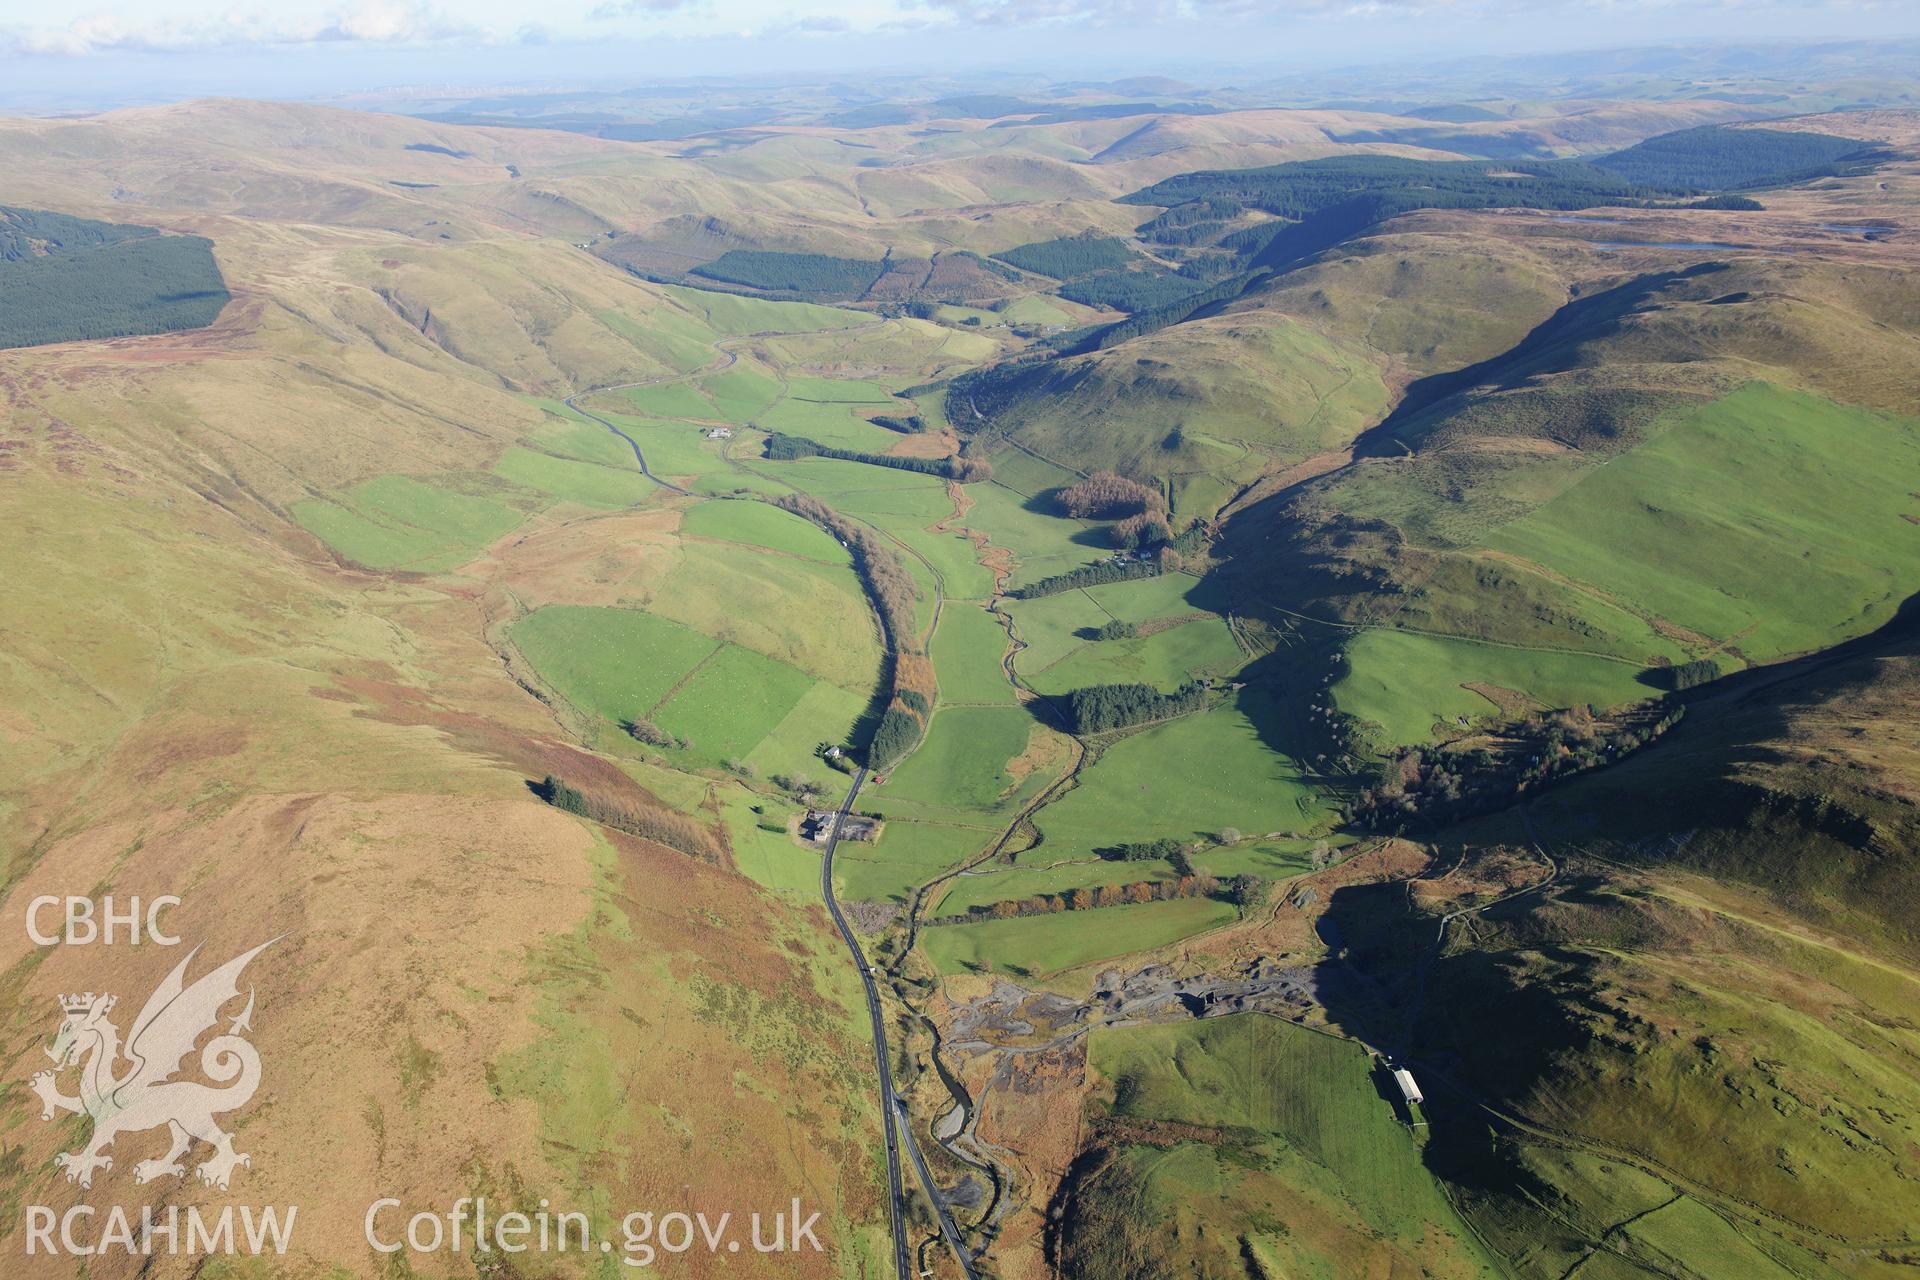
[{"left": 0, "top": 67, "right": 1917, "bottom": 1280}]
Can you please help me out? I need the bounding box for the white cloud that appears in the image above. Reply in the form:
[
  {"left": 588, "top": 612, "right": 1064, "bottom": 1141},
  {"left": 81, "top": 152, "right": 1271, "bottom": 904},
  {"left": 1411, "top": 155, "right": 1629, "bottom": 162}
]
[
  {"left": 909, "top": 0, "right": 1870, "bottom": 23},
  {"left": 0, "top": 0, "right": 1903, "bottom": 57},
  {"left": 0, "top": 1, "right": 516, "bottom": 55},
  {"left": 588, "top": 0, "right": 704, "bottom": 19}
]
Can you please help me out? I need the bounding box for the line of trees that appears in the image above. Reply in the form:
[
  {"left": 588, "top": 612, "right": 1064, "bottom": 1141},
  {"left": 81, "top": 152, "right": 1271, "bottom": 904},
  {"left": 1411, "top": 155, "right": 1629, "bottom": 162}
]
[
  {"left": 1664, "top": 658, "right": 1722, "bottom": 691},
  {"left": 538, "top": 775, "right": 723, "bottom": 861},
  {"left": 764, "top": 432, "right": 990, "bottom": 483},
  {"left": 1009, "top": 558, "right": 1160, "bottom": 600},
  {"left": 766, "top": 495, "right": 931, "bottom": 771},
  {"left": 769, "top": 493, "right": 917, "bottom": 653},
  {"left": 1067, "top": 681, "right": 1206, "bottom": 734},
  {"left": 1094, "top": 836, "right": 1185, "bottom": 862},
  {"left": 933, "top": 872, "right": 1221, "bottom": 924},
  {"left": 1354, "top": 702, "right": 1686, "bottom": 832},
  {"left": 691, "top": 249, "right": 884, "bottom": 300},
  {"left": 623, "top": 718, "right": 686, "bottom": 749}
]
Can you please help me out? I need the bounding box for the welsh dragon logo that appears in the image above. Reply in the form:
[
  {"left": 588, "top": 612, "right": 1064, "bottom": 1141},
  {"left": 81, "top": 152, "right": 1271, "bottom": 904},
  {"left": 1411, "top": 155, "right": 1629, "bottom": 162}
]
[{"left": 30, "top": 939, "right": 276, "bottom": 1191}]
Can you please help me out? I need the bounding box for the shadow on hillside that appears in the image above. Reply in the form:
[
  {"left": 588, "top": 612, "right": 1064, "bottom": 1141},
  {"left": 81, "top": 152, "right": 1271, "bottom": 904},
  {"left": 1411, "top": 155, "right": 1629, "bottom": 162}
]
[
  {"left": 1298, "top": 587, "right": 1920, "bottom": 1233},
  {"left": 1022, "top": 488, "right": 1066, "bottom": 518},
  {"left": 1350, "top": 261, "right": 1731, "bottom": 459}
]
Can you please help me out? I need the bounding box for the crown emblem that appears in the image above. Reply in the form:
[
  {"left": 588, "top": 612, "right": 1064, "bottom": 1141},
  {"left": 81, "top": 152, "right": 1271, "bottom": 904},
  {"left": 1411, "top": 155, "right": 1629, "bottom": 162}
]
[{"left": 59, "top": 992, "right": 107, "bottom": 1014}]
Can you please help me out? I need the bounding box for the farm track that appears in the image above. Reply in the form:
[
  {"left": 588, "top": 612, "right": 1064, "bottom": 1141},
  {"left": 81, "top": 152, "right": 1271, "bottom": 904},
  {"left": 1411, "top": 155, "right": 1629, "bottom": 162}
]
[{"left": 885, "top": 585, "right": 1094, "bottom": 1257}]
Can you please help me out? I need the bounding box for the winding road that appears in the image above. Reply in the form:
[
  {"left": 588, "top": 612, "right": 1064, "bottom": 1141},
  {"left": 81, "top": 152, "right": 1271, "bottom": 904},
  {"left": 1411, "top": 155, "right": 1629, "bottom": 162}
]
[
  {"left": 562, "top": 380, "right": 702, "bottom": 497},
  {"left": 821, "top": 770, "right": 985, "bottom": 1279},
  {"left": 562, "top": 323, "right": 987, "bottom": 1278},
  {"left": 816, "top": 768, "right": 913, "bottom": 1280}
]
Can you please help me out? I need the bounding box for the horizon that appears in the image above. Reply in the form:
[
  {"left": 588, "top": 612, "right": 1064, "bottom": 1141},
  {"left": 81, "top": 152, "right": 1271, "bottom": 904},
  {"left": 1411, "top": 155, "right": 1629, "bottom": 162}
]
[{"left": 2, "top": 2, "right": 1918, "bottom": 113}]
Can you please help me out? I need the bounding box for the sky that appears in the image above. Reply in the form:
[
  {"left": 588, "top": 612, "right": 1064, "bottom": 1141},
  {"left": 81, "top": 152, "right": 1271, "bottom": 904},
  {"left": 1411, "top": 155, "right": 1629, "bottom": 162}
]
[{"left": 0, "top": 0, "right": 1914, "bottom": 106}]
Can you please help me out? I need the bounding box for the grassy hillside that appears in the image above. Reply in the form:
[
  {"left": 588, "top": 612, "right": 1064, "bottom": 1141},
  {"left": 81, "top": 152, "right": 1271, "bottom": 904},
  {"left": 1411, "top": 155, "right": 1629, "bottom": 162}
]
[
  {"left": 1333, "top": 610, "right": 1920, "bottom": 1276},
  {"left": 960, "top": 309, "right": 1391, "bottom": 514},
  {"left": 1062, "top": 1015, "right": 1496, "bottom": 1278},
  {"left": 0, "top": 349, "right": 892, "bottom": 1279},
  {"left": 0, "top": 121, "right": 937, "bottom": 1278},
  {"left": 1220, "top": 249, "right": 1920, "bottom": 751}
]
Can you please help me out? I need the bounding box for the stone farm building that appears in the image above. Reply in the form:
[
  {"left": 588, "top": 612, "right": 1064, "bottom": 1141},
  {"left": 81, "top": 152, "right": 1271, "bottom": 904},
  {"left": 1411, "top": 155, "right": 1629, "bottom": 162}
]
[{"left": 800, "top": 810, "right": 881, "bottom": 845}]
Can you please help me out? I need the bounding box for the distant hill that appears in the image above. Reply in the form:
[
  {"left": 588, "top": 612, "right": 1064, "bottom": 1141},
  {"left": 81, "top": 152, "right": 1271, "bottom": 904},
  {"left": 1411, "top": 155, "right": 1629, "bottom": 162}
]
[{"left": 1590, "top": 122, "right": 1893, "bottom": 188}]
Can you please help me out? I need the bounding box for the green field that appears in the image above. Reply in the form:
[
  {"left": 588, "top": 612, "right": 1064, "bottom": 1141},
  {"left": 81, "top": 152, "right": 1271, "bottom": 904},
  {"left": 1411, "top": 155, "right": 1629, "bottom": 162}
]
[
  {"left": 919, "top": 894, "right": 1237, "bottom": 977},
  {"left": 662, "top": 284, "right": 864, "bottom": 336},
  {"left": 1335, "top": 627, "right": 1659, "bottom": 745},
  {"left": 831, "top": 821, "right": 996, "bottom": 905},
  {"left": 760, "top": 401, "right": 905, "bottom": 453},
  {"left": 292, "top": 474, "right": 526, "bottom": 572},
  {"left": 679, "top": 498, "right": 852, "bottom": 563},
  {"left": 493, "top": 446, "right": 652, "bottom": 508},
  {"left": 742, "top": 679, "right": 871, "bottom": 780},
  {"left": 618, "top": 381, "right": 715, "bottom": 419},
  {"left": 1001, "top": 589, "right": 1113, "bottom": 673},
  {"left": 1084, "top": 570, "right": 1215, "bottom": 621},
  {"left": 881, "top": 706, "right": 1035, "bottom": 812},
  {"left": 931, "top": 606, "right": 1017, "bottom": 706},
  {"left": 895, "top": 526, "right": 996, "bottom": 602},
  {"left": 775, "top": 457, "right": 955, "bottom": 523},
  {"left": 931, "top": 856, "right": 1178, "bottom": 917},
  {"left": 588, "top": 412, "right": 723, "bottom": 482},
  {"left": 524, "top": 407, "right": 647, "bottom": 468},
  {"left": 1035, "top": 690, "right": 1326, "bottom": 851},
  {"left": 784, "top": 376, "right": 898, "bottom": 403},
  {"left": 705, "top": 365, "right": 784, "bottom": 421},
  {"left": 643, "top": 539, "right": 881, "bottom": 690},
  {"left": 1193, "top": 839, "right": 1324, "bottom": 880},
  {"left": 957, "top": 481, "right": 1110, "bottom": 589},
  {"left": 510, "top": 605, "right": 720, "bottom": 724},
  {"left": 1078, "top": 1016, "right": 1494, "bottom": 1278},
  {"left": 1026, "top": 616, "right": 1243, "bottom": 696},
  {"left": 653, "top": 643, "right": 820, "bottom": 761},
  {"left": 996, "top": 294, "right": 1074, "bottom": 328},
  {"left": 1487, "top": 383, "right": 1920, "bottom": 661},
  {"left": 512, "top": 593, "right": 872, "bottom": 771},
  {"left": 932, "top": 833, "right": 1321, "bottom": 919},
  {"left": 981, "top": 446, "right": 1082, "bottom": 498},
  {"left": 719, "top": 785, "right": 819, "bottom": 898}
]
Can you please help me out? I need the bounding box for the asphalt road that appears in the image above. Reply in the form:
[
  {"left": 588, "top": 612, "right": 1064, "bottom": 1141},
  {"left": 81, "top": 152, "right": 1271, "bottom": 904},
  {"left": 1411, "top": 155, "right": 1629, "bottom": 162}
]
[
  {"left": 560, "top": 389, "right": 695, "bottom": 497},
  {"left": 895, "top": 1095, "right": 980, "bottom": 1278},
  {"left": 818, "top": 768, "right": 912, "bottom": 1280}
]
